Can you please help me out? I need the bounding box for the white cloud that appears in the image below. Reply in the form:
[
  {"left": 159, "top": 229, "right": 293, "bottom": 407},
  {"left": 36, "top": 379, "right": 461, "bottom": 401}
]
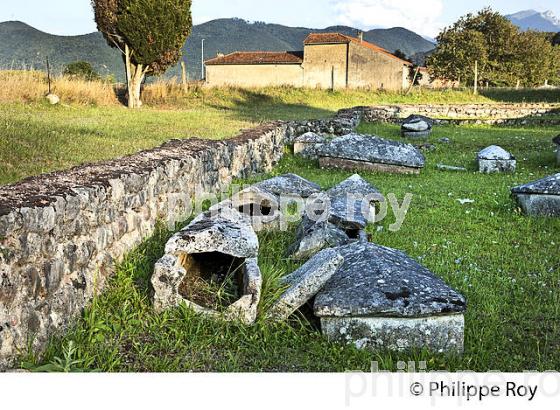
[{"left": 331, "top": 0, "right": 444, "bottom": 37}]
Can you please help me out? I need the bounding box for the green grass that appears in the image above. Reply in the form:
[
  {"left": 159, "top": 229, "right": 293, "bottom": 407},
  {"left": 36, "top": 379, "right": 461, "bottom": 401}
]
[
  {"left": 3, "top": 87, "right": 558, "bottom": 186},
  {"left": 22, "top": 122, "right": 560, "bottom": 372},
  {"left": 0, "top": 102, "right": 255, "bottom": 185}
]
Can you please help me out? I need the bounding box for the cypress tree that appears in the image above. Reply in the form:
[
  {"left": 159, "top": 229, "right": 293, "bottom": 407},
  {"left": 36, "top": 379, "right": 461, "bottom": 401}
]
[{"left": 91, "top": 0, "right": 192, "bottom": 108}]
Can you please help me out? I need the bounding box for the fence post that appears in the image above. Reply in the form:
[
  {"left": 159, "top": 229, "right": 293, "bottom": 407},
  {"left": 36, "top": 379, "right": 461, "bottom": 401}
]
[
  {"left": 46, "top": 56, "right": 52, "bottom": 95},
  {"left": 181, "top": 60, "right": 188, "bottom": 92},
  {"left": 473, "top": 60, "right": 478, "bottom": 95}
]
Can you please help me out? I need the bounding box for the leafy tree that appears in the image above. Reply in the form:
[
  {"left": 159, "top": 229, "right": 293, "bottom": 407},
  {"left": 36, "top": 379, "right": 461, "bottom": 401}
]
[
  {"left": 91, "top": 0, "right": 192, "bottom": 108},
  {"left": 427, "top": 8, "right": 559, "bottom": 87},
  {"left": 408, "top": 65, "right": 424, "bottom": 85},
  {"left": 551, "top": 32, "right": 560, "bottom": 47},
  {"left": 514, "top": 31, "right": 559, "bottom": 87},
  {"left": 427, "top": 8, "right": 560, "bottom": 86},
  {"left": 63, "top": 61, "right": 100, "bottom": 81},
  {"left": 427, "top": 29, "right": 488, "bottom": 85},
  {"left": 393, "top": 49, "right": 408, "bottom": 61}
]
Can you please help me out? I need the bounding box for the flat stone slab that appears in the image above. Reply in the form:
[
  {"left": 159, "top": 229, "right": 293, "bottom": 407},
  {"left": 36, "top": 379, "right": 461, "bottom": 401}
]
[
  {"left": 511, "top": 173, "right": 560, "bottom": 217},
  {"left": 152, "top": 208, "right": 262, "bottom": 324},
  {"left": 267, "top": 249, "right": 344, "bottom": 321},
  {"left": 437, "top": 164, "right": 467, "bottom": 172},
  {"left": 314, "top": 242, "right": 466, "bottom": 318},
  {"left": 477, "top": 145, "right": 516, "bottom": 173},
  {"left": 314, "top": 242, "right": 466, "bottom": 353},
  {"left": 317, "top": 134, "right": 425, "bottom": 173}
]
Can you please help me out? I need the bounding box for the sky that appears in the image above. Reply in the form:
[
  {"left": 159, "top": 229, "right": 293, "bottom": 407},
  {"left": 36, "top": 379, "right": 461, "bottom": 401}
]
[{"left": 0, "top": 0, "right": 559, "bottom": 38}]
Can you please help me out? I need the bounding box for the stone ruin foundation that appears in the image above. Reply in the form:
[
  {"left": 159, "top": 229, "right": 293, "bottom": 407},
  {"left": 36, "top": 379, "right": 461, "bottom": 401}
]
[{"left": 7, "top": 103, "right": 559, "bottom": 367}]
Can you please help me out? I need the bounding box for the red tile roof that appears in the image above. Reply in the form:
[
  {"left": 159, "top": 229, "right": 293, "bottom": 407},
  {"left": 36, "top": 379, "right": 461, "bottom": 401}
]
[
  {"left": 304, "top": 32, "right": 412, "bottom": 66},
  {"left": 205, "top": 51, "right": 304, "bottom": 65}
]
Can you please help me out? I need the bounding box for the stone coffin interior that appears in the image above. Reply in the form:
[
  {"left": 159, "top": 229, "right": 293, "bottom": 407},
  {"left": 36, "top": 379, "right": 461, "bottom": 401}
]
[
  {"left": 214, "top": 188, "right": 281, "bottom": 232},
  {"left": 177, "top": 251, "right": 245, "bottom": 311}
]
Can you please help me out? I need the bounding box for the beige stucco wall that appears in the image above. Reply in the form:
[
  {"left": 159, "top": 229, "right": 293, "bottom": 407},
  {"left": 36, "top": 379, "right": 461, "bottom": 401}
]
[
  {"left": 204, "top": 43, "right": 410, "bottom": 90},
  {"left": 347, "top": 42, "right": 409, "bottom": 90},
  {"left": 303, "top": 43, "right": 348, "bottom": 89},
  {"left": 205, "top": 64, "right": 304, "bottom": 87}
]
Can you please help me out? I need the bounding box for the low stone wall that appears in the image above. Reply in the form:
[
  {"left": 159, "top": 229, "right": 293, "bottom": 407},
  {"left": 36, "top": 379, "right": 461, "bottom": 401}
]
[
  {"left": 0, "top": 123, "right": 286, "bottom": 369},
  {"left": 285, "top": 104, "right": 560, "bottom": 139},
  {"left": 285, "top": 108, "right": 362, "bottom": 142},
  {"left": 361, "top": 103, "right": 560, "bottom": 126}
]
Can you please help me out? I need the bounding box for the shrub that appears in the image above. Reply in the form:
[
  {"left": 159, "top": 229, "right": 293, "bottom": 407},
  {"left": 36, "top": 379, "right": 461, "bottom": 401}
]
[{"left": 63, "top": 61, "right": 100, "bottom": 81}]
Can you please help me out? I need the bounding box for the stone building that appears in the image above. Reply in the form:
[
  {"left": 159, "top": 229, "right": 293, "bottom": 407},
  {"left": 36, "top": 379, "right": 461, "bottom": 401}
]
[{"left": 205, "top": 32, "right": 412, "bottom": 90}]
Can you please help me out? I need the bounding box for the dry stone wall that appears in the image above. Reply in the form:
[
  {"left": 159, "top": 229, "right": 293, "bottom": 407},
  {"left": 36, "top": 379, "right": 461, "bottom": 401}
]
[
  {"left": 361, "top": 103, "right": 560, "bottom": 125},
  {"left": 0, "top": 123, "right": 286, "bottom": 369}
]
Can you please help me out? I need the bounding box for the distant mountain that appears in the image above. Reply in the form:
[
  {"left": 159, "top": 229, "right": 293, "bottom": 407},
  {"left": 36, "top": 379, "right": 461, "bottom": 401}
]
[
  {"left": 507, "top": 9, "right": 560, "bottom": 32},
  {"left": 0, "top": 21, "right": 122, "bottom": 77},
  {"left": 0, "top": 18, "right": 435, "bottom": 81}
]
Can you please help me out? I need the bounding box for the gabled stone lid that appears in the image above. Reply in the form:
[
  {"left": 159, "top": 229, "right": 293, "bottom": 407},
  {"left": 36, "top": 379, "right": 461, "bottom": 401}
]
[
  {"left": 255, "top": 173, "right": 322, "bottom": 198},
  {"left": 314, "top": 242, "right": 466, "bottom": 318},
  {"left": 294, "top": 132, "right": 326, "bottom": 144},
  {"left": 317, "top": 134, "right": 425, "bottom": 168},
  {"left": 401, "top": 115, "right": 434, "bottom": 132},
  {"left": 477, "top": 145, "right": 515, "bottom": 160},
  {"left": 166, "top": 207, "right": 258, "bottom": 258},
  {"left": 326, "top": 174, "right": 381, "bottom": 230},
  {"left": 511, "top": 173, "right": 560, "bottom": 195}
]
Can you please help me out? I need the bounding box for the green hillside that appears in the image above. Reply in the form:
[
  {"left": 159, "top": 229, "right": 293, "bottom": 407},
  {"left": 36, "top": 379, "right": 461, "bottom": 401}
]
[
  {"left": 0, "top": 21, "right": 122, "bottom": 77},
  {"left": 0, "top": 18, "right": 435, "bottom": 81}
]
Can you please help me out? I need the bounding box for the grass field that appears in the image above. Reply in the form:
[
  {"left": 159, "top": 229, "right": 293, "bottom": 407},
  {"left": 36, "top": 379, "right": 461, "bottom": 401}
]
[
  {"left": 22, "top": 122, "right": 560, "bottom": 372},
  {"left": 1, "top": 82, "right": 560, "bottom": 185}
]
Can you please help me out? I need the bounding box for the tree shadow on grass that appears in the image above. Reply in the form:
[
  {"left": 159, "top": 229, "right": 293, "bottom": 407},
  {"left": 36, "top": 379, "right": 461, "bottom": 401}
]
[
  {"left": 120, "top": 221, "right": 176, "bottom": 297},
  {"left": 206, "top": 88, "right": 336, "bottom": 123},
  {"left": 481, "top": 88, "right": 560, "bottom": 104}
]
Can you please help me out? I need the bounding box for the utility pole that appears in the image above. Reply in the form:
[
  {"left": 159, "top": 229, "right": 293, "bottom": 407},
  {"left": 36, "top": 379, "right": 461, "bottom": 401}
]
[{"left": 201, "top": 38, "right": 205, "bottom": 81}]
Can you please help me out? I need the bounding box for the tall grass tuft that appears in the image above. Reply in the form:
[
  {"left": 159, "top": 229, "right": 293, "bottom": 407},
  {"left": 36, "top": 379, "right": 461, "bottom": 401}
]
[{"left": 0, "top": 70, "right": 119, "bottom": 106}]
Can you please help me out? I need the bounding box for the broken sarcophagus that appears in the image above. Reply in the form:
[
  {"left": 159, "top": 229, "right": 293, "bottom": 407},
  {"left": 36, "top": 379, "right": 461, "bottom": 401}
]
[
  {"left": 212, "top": 174, "right": 322, "bottom": 232},
  {"left": 151, "top": 208, "right": 262, "bottom": 324},
  {"left": 289, "top": 174, "right": 379, "bottom": 259}
]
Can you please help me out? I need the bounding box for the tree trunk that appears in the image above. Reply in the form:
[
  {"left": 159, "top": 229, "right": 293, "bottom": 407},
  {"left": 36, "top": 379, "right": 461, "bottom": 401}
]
[{"left": 124, "top": 44, "right": 146, "bottom": 109}]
